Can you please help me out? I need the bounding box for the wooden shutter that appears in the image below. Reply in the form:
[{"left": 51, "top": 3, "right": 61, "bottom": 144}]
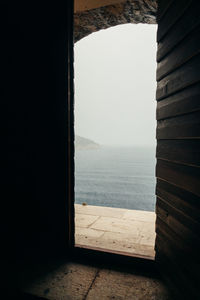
[{"left": 155, "top": 1, "right": 200, "bottom": 299}]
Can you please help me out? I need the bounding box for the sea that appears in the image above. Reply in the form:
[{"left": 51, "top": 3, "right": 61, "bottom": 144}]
[{"left": 75, "top": 146, "right": 156, "bottom": 212}]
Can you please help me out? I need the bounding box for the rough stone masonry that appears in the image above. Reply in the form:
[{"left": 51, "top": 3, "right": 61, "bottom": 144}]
[{"left": 74, "top": 0, "right": 157, "bottom": 42}]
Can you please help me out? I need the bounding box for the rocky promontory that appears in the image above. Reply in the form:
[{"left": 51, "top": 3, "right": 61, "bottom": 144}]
[{"left": 75, "top": 135, "right": 100, "bottom": 150}]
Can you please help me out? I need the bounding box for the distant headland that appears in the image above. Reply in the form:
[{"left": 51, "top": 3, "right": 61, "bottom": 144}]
[{"left": 75, "top": 135, "right": 100, "bottom": 150}]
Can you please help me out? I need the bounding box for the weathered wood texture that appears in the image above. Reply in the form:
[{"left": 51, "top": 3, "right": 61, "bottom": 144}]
[{"left": 156, "top": 1, "right": 200, "bottom": 299}]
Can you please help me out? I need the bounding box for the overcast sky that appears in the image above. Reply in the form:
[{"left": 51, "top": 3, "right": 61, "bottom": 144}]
[{"left": 74, "top": 24, "right": 157, "bottom": 147}]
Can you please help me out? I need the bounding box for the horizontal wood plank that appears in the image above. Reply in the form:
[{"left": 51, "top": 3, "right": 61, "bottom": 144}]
[
  {"left": 156, "top": 159, "right": 200, "bottom": 196},
  {"left": 156, "top": 217, "right": 199, "bottom": 257},
  {"left": 156, "top": 234, "right": 199, "bottom": 278},
  {"left": 155, "top": 251, "right": 194, "bottom": 299},
  {"left": 156, "top": 55, "right": 200, "bottom": 100},
  {"left": 157, "top": 26, "right": 200, "bottom": 80},
  {"left": 156, "top": 206, "right": 200, "bottom": 244},
  {"left": 156, "top": 234, "right": 197, "bottom": 268},
  {"left": 156, "top": 1, "right": 200, "bottom": 298},
  {"left": 156, "top": 140, "right": 200, "bottom": 166},
  {"left": 156, "top": 84, "right": 200, "bottom": 120},
  {"left": 156, "top": 197, "right": 200, "bottom": 236},
  {"left": 157, "top": 0, "right": 174, "bottom": 22},
  {"left": 157, "top": 0, "right": 192, "bottom": 42},
  {"left": 157, "top": 2, "right": 200, "bottom": 62},
  {"left": 156, "top": 235, "right": 199, "bottom": 289},
  {"left": 156, "top": 179, "right": 200, "bottom": 219},
  {"left": 157, "top": 111, "right": 200, "bottom": 139}
]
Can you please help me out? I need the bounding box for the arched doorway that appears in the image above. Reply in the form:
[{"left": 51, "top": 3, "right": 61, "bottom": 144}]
[{"left": 74, "top": 23, "right": 157, "bottom": 258}]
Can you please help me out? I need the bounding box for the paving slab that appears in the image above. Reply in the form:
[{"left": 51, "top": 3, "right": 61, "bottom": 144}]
[
  {"left": 139, "top": 232, "right": 156, "bottom": 246},
  {"left": 76, "top": 232, "right": 155, "bottom": 257},
  {"left": 123, "top": 209, "right": 156, "bottom": 222},
  {"left": 21, "top": 262, "right": 170, "bottom": 300},
  {"left": 75, "top": 204, "right": 126, "bottom": 218},
  {"left": 102, "top": 231, "right": 155, "bottom": 255},
  {"left": 22, "top": 262, "right": 98, "bottom": 300},
  {"left": 86, "top": 269, "right": 170, "bottom": 300},
  {"left": 90, "top": 216, "right": 150, "bottom": 235},
  {"left": 76, "top": 227, "right": 105, "bottom": 238},
  {"left": 75, "top": 204, "right": 156, "bottom": 258},
  {"left": 75, "top": 214, "right": 99, "bottom": 228}
]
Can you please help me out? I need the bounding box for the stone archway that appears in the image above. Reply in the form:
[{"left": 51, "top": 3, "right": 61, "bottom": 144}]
[{"left": 74, "top": 0, "right": 157, "bottom": 42}]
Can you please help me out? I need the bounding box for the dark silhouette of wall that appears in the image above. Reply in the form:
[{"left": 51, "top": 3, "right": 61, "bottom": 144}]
[{"left": 1, "top": 3, "right": 73, "bottom": 268}]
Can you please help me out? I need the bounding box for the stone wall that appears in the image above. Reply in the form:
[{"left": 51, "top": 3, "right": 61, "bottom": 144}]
[{"left": 74, "top": 0, "right": 157, "bottom": 42}]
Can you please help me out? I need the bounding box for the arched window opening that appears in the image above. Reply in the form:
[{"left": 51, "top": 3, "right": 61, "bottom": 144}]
[{"left": 74, "top": 24, "right": 157, "bottom": 258}]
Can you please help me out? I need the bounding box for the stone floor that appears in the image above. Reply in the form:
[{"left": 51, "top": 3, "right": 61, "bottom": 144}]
[
  {"left": 22, "top": 262, "right": 171, "bottom": 300},
  {"left": 75, "top": 204, "right": 156, "bottom": 259}
]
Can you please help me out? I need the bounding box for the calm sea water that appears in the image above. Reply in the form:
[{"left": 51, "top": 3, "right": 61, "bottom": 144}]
[{"left": 75, "top": 147, "right": 156, "bottom": 212}]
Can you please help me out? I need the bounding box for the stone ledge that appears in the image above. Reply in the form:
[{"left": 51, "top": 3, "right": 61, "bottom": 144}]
[
  {"left": 75, "top": 204, "right": 156, "bottom": 258},
  {"left": 74, "top": 0, "right": 157, "bottom": 42}
]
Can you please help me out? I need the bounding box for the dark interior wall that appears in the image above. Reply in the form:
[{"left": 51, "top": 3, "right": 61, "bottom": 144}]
[
  {"left": 2, "top": 2, "right": 73, "bottom": 262},
  {"left": 155, "top": 0, "right": 200, "bottom": 299}
]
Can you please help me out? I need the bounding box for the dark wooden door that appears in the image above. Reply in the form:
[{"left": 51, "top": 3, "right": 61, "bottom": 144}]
[{"left": 155, "top": 1, "right": 200, "bottom": 299}]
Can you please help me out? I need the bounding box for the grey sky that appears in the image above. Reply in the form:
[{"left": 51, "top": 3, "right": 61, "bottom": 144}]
[{"left": 74, "top": 24, "right": 157, "bottom": 146}]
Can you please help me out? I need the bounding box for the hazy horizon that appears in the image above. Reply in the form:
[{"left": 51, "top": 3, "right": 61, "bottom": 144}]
[
  {"left": 75, "top": 24, "right": 157, "bottom": 147},
  {"left": 75, "top": 134, "right": 155, "bottom": 148}
]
